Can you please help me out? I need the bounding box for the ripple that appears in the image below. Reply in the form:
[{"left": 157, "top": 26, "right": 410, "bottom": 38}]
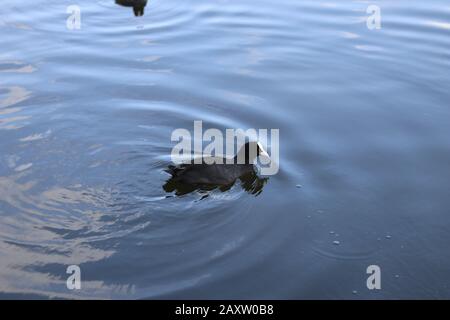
[
  {"left": 0, "top": 61, "right": 36, "bottom": 73},
  {"left": 13, "top": 163, "right": 33, "bottom": 172},
  {"left": 0, "top": 86, "right": 31, "bottom": 130},
  {"left": 19, "top": 129, "right": 52, "bottom": 142},
  {"left": 312, "top": 245, "right": 378, "bottom": 261},
  {"left": 424, "top": 20, "right": 450, "bottom": 30},
  {"left": 0, "top": 86, "right": 31, "bottom": 109}
]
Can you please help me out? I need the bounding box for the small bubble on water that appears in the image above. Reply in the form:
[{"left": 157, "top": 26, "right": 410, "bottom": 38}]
[
  {"left": 296, "top": 184, "right": 302, "bottom": 188},
  {"left": 333, "top": 240, "right": 340, "bottom": 245},
  {"left": 352, "top": 290, "right": 358, "bottom": 295},
  {"left": 329, "top": 231, "right": 335, "bottom": 235},
  {"left": 395, "top": 274, "right": 400, "bottom": 279},
  {"left": 385, "top": 235, "right": 392, "bottom": 239}
]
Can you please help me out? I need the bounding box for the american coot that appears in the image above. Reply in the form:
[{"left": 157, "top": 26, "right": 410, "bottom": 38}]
[
  {"left": 115, "top": 0, "right": 148, "bottom": 17},
  {"left": 163, "top": 141, "right": 270, "bottom": 196}
]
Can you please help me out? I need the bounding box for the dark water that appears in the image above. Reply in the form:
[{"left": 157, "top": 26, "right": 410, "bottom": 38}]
[{"left": 1, "top": 0, "right": 450, "bottom": 299}]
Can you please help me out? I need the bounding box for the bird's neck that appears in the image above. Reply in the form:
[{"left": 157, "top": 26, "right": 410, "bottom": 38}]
[{"left": 234, "top": 150, "right": 255, "bottom": 164}]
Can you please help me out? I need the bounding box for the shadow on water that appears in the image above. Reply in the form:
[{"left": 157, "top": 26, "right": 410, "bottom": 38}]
[
  {"left": 115, "top": 0, "right": 148, "bottom": 16},
  {"left": 163, "top": 169, "right": 268, "bottom": 198}
]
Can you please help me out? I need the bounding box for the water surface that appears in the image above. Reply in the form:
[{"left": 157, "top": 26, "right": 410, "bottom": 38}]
[{"left": 1, "top": 0, "right": 450, "bottom": 299}]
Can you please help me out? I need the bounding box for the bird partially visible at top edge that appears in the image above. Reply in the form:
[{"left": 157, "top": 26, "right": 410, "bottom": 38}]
[{"left": 115, "top": 0, "right": 148, "bottom": 17}]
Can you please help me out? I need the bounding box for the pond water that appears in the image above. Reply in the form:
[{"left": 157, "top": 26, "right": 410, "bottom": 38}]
[{"left": 1, "top": 0, "right": 450, "bottom": 299}]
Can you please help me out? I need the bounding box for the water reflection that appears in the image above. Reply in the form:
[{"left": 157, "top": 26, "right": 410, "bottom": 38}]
[
  {"left": 0, "top": 174, "right": 119, "bottom": 298},
  {"left": 0, "top": 86, "right": 31, "bottom": 130},
  {"left": 0, "top": 61, "right": 36, "bottom": 74},
  {"left": 115, "top": 0, "right": 148, "bottom": 17}
]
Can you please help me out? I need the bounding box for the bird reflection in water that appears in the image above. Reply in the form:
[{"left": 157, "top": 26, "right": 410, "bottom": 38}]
[
  {"left": 115, "top": 0, "right": 148, "bottom": 17},
  {"left": 163, "top": 170, "right": 268, "bottom": 198}
]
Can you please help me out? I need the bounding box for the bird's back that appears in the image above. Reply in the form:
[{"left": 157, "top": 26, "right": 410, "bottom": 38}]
[{"left": 166, "top": 157, "right": 254, "bottom": 185}]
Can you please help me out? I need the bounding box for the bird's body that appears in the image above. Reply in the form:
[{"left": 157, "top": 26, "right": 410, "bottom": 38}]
[
  {"left": 166, "top": 159, "right": 255, "bottom": 185},
  {"left": 163, "top": 141, "right": 269, "bottom": 196}
]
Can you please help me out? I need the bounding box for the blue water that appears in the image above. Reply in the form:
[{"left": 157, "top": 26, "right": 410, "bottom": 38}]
[{"left": 1, "top": 0, "right": 450, "bottom": 299}]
